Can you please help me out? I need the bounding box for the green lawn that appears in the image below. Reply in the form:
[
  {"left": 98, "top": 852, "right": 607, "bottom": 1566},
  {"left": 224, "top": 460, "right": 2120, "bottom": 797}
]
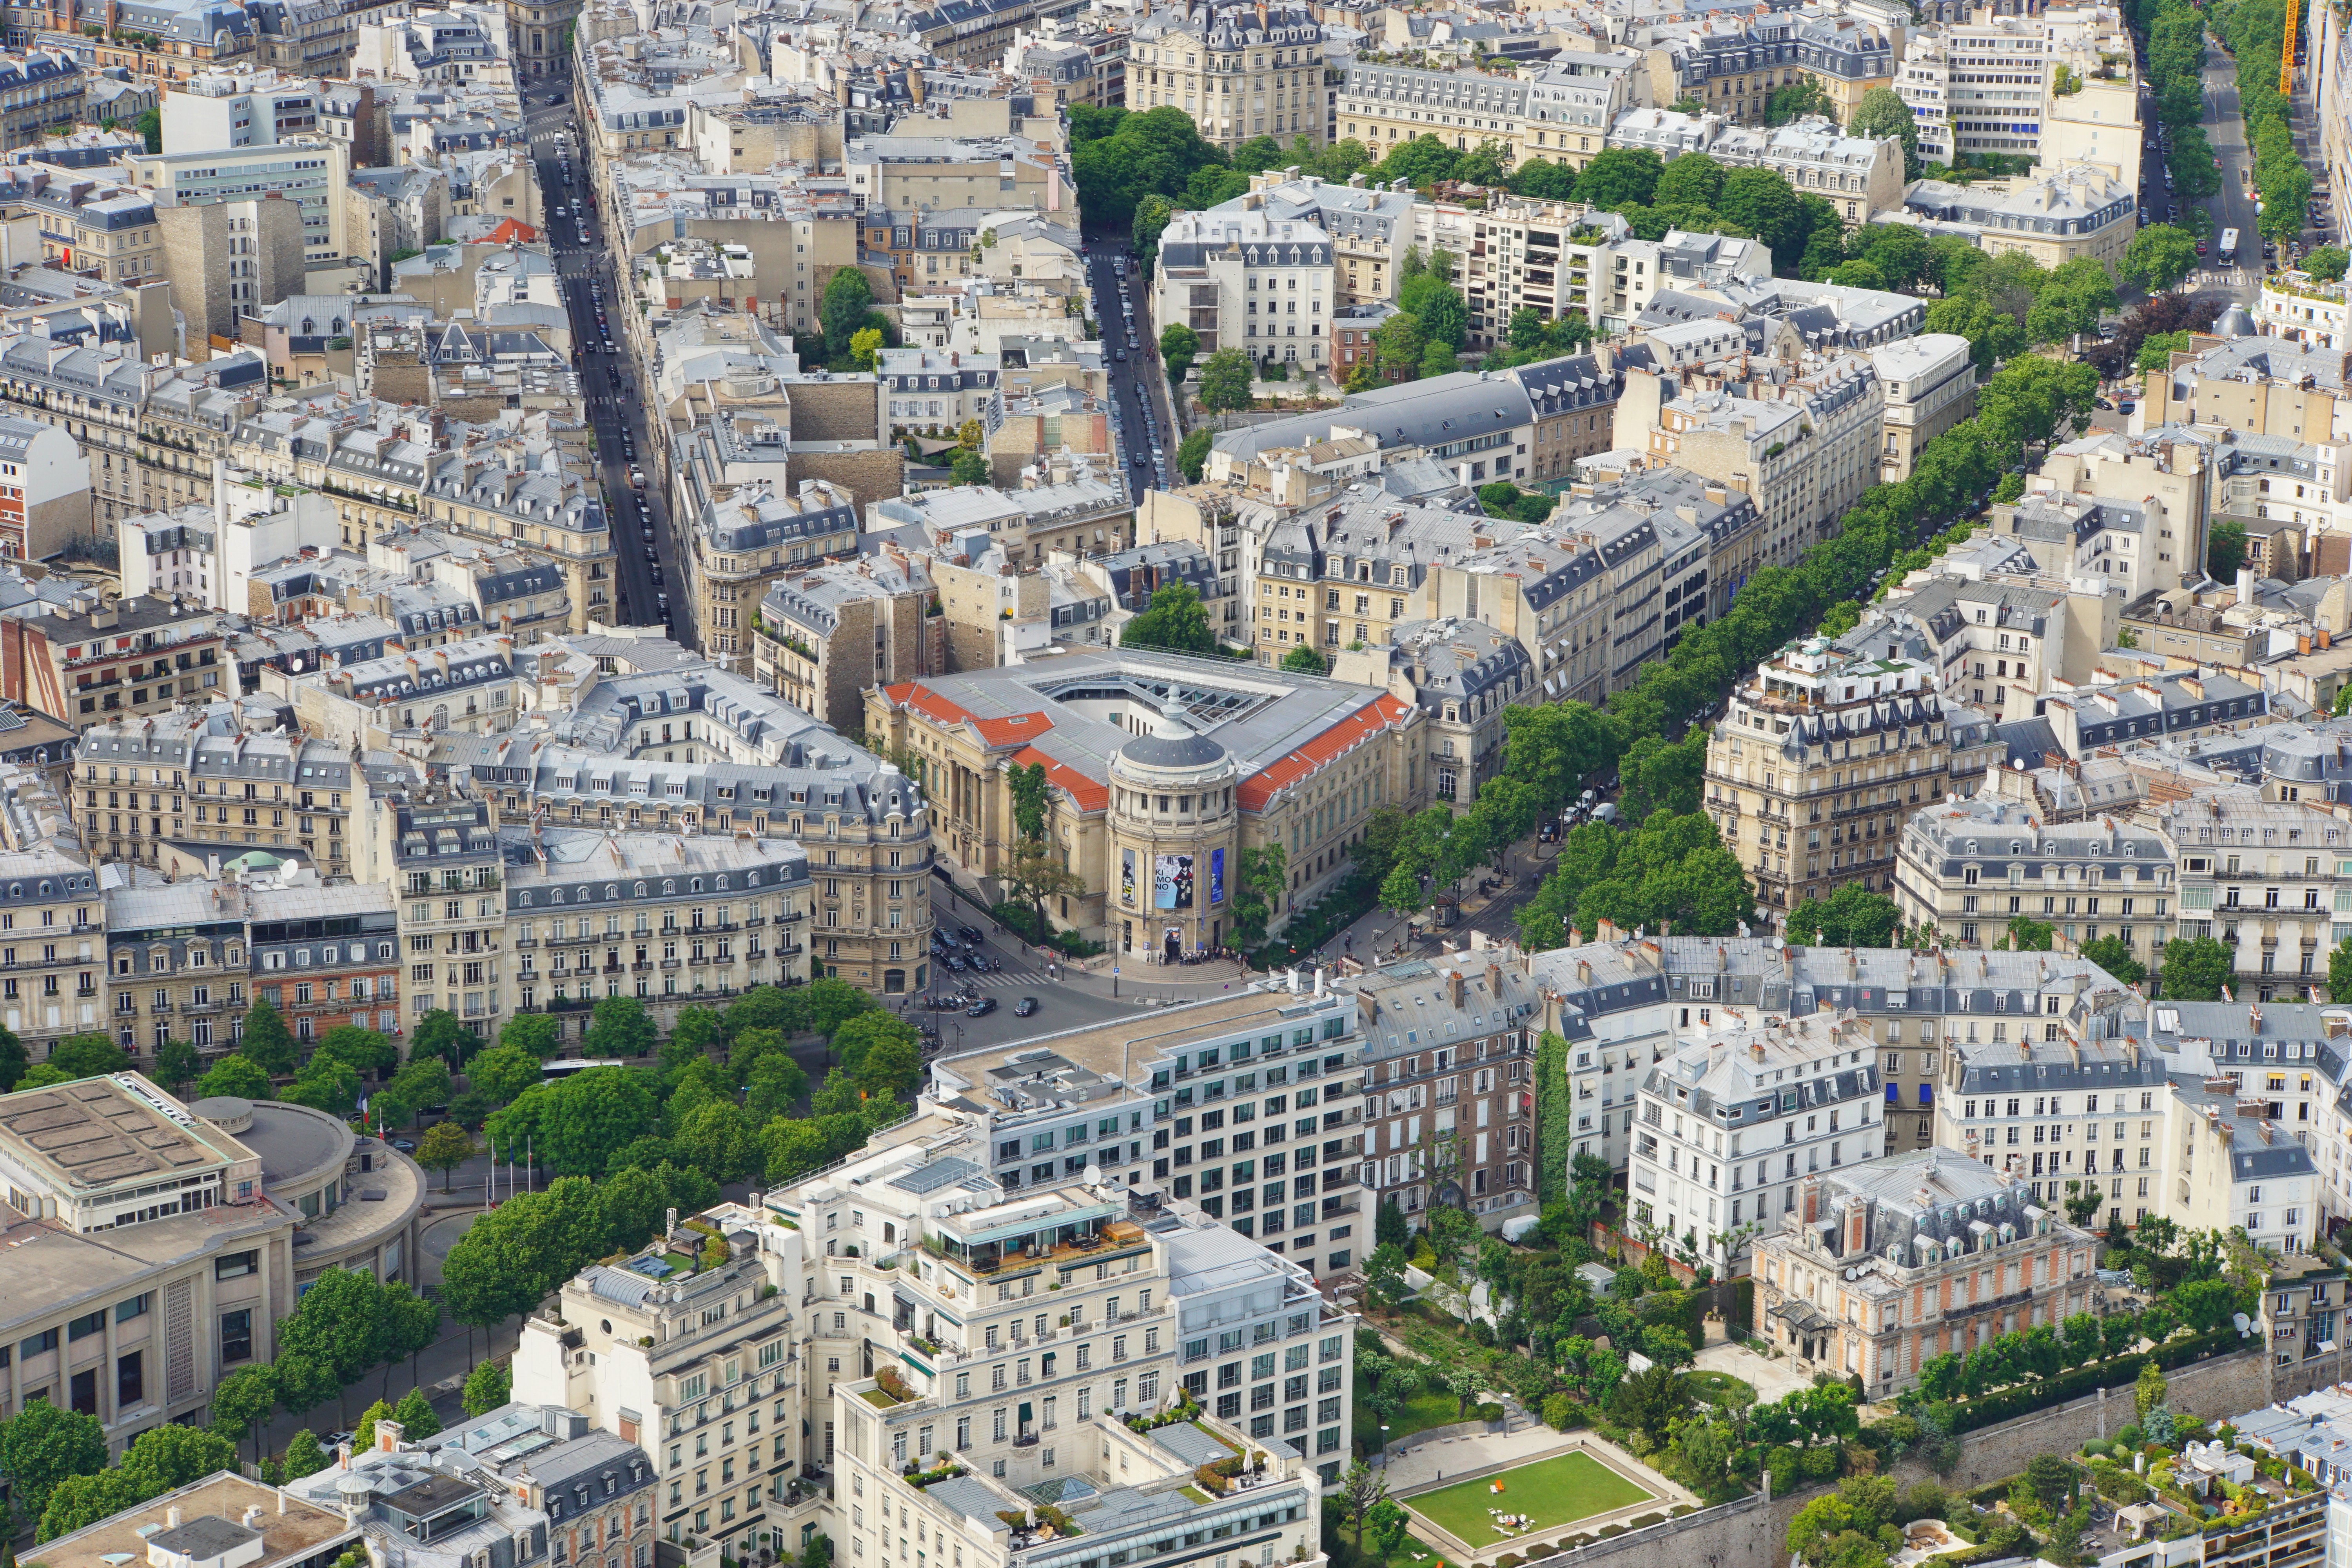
[
  {"left": 1404, "top": 1453, "right": 1655, "bottom": 1546},
  {"left": 1352, "top": 1378, "right": 1466, "bottom": 1452}
]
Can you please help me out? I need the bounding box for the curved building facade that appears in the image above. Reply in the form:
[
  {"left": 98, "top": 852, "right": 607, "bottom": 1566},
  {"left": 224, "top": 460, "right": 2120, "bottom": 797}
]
[
  {"left": 1107, "top": 728, "right": 1240, "bottom": 961},
  {"left": 196, "top": 1095, "right": 425, "bottom": 1290}
]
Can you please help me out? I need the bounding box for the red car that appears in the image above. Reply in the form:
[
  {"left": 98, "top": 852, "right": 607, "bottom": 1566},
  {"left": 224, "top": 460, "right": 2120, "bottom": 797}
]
[{"left": 2196, "top": 238, "right": 2209, "bottom": 254}]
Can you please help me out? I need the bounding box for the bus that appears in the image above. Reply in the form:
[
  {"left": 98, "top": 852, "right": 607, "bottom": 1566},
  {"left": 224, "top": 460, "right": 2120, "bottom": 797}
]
[
  {"left": 542, "top": 1057, "right": 630, "bottom": 1082},
  {"left": 2218, "top": 227, "right": 2241, "bottom": 265}
]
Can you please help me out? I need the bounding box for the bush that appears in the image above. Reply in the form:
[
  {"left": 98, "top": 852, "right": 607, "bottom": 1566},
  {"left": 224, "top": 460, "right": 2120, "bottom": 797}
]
[
  {"left": 988, "top": 900, "right": 1105, "bottom": 958},
  {"left": 1541, "top": 1392, "right": 1584, "bottom": 1431}
]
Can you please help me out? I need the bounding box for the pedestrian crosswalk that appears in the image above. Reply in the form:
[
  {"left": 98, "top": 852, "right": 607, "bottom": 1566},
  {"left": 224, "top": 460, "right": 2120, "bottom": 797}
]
[{"left": 928, "top": 964, "right": 1040, "bottom": 991}]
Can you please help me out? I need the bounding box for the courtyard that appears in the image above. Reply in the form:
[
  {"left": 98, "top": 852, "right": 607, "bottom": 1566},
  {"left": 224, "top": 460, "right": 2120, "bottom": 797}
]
[{"left": 1400, "top": 1450, "right": 1659, "bottom": 1554}]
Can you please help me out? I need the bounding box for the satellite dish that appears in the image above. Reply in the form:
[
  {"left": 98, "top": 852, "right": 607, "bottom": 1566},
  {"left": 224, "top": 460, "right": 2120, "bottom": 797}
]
[
  {"left": 1083, "top": 1163, "right": 1102, "bottom": 1186},
  {"left": 2233, "top": 1312, "right": 2252, "bottom": 1336}
]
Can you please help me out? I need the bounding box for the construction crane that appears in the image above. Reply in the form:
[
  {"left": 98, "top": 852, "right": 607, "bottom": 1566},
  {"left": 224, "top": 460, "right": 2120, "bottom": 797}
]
[{"left": 2283, "top": 0, "right": 2299, "bottom": 96}]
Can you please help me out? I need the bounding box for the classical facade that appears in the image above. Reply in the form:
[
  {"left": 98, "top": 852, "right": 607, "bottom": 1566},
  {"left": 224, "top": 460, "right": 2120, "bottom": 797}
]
[
  {"left": 864, "top": 649, "right": 1421, "bottom": 961},
  {"left": 1749, "top": 1149, "right": 2102, "bottom": 1396},
  {"left": 1127, "top": 0, "right": 1325, "bottom": 153},
  {"left": 1702, "top": 628, "right": 1951, "bottom": 919}
]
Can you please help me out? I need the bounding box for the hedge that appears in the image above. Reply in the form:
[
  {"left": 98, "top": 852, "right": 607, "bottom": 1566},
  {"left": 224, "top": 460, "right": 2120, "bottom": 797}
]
[{"left": 1942, "top": 1327, "right": 2244, "bottom": 1434}]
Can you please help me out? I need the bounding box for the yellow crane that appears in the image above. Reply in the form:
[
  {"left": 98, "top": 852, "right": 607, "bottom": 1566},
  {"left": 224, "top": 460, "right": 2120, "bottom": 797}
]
[{"left": 2283, "top": 0, "right": 2299, "bottom": 96}]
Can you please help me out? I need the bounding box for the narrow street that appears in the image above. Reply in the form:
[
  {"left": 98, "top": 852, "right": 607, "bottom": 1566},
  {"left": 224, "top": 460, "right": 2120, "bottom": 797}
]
[
  {"left": 1086, "top": 237, "right": 1178, "bottom": 497},
  {"left": 525, "top": 85, "right": 679, "bottom": 639}
]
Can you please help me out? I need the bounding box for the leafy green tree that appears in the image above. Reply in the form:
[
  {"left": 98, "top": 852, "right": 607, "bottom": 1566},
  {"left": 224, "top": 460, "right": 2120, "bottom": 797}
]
[
  {"left": 210, "top": 1364, "right": 278, "bottom": 1461},
  {"left": 1786, "top": 886, "right": 1904, "bottom": 947},
  {"left": 392, "top": 1388, "right": 442, "bottom": 1441},
  {"left": 2304, "top": 245, "right": 2349, "bottom": 281},
  {"left": 1850, "top": 85, "right": 1921, "bottom": 178},
  {"left": 1197, "top": 347, "right": 1256, "bottom": 425},
  {"left": 2006, "top": 915, "right": 2055, "bottom": 951},
  {"left": 316, "top": 1024, "right": 398, "bottom": 1078},
  {"left": 0, "top": 1399, "right": 107, "bottom": 1523},
  {"left": 675, "top": 1099, "right": 761, "bottom": 1183},
  {"left": 1131, "top": 192, "right": 1175, "bottom": 269},
  {"left": 2122, "top": 224, "right": 2200, "bottom": 293},
  {"left": 416, "top": 1120, "right": 476, "bottom": 1190},
  {"left": 585, "top": 995, "right": 657, "bottom": 1058},
  {"left": 1119, "top": 580, "right": 1218, "bottom": 655},
  {"left": 152, "top": 1035, "right": 198, "bottom": 1093},
  {"left": 410, "top": 1009, "right": 482, "bottom": 1070},
  {"left": 1764, "top": 76, "right": 1835, "bottom": 125},
  {"left": 1159, "top": 322, "right": 1200, "bottom": 385},
  {"left": 2209, "top": 518, "right": 2250, "bottom": 581},
  {"left": 1398, "top": 274, "right": 1468, "bottom": 350},
  {"left": 277, "top": 1269, "right": 390, "bottom": 1422},
  {"left": 850, "top": 326, "right": 883, "bottom": 370},
  {"left": 1370, "top": 311, "right": 1426, "bottom": 382},
  {"left": 468, "top": 1043, "right": 543, "bottom": 1106},
  {"left": 497, "top": 1065, "right": 654, "bottom": 1176},
  {"left": 461, "top": 1360, "right": 512, "bottom": 1417},
  {"left": 47, "top": 1032, "right": 129, "bottom": 1080},
  {"left": 499, "top": 1013, "right": 562, "bottom": 1060},
  {"left": 2159, "top": 935, "right": 2236, "bottom": 1000},
  {"left": 819, "top": 268, "right": 879, "bottom": 360},
  {"left": 2025, "top": 256, "right": 2117, "bottom": 345},
  {"left": 1176, "top": 426, "right": 1211, "bottom": 482},
  {"left": 950, "top": 450, "right": 990, "bottom": 486},
  {"left": 354, "top": 1398, "right": 394, "bottom": 1453},
  {"left": 2080, "top": 936, "right": 2148, "bottom": 987},
  {"left": 238, "top": 1000, "right": 298, "bottom": 1075},
  {"left": 1281, "top": 644, "right": 1328, "bottom": 675},
  {"left": 745, "top": 1051, "right": 810, "bottom": 1123},
  {"left": 1653, "top": 152, "right": 1727, "bottom": 209},
  {"left": 282, "top": 1053, "right": 362, "bottom": 1117},
  {"left": 1417, "top": 339, "right": 1458, "bottom": 380},
  {"left": 2330, "top": 935, "right": 2352, "bottom": 1002},
  {"left": 1229, "top": 842, "right": 1286, "bottom": 947},
  {"left": 1372, "top": 133, "right": 1459, "bottom": 189},
  {"left": 281, "top": 1430, "right": 328, "bottom": 1481},
  {"left": 1570, "top": 147, "right": 1661, "bottom": 208},
  {"left": 196, "top": 1054, "right": 274, "bottom": 1100}
]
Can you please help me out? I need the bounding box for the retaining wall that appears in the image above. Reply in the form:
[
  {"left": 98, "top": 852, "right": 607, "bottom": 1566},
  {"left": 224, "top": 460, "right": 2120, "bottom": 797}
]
[{"left": 1461, "top": 1346, "right": 2352, "bottom": 1568}]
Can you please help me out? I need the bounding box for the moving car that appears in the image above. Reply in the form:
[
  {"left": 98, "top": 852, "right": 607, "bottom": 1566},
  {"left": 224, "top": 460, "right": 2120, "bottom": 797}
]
[
  {"left": 1014, "top": 997, "right": 1038, "bottom": 1017},
  {"left": 966, "top": 997, "right": 998, "bottom": 1018}
]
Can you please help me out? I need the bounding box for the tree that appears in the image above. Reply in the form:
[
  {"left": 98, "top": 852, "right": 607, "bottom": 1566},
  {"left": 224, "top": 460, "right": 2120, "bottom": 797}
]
[
  {"left": 392, "top": 1388, "right": 442, "bottom": 1441},
  {"left": 1786, "top": 885, "right": 1903, "bottom": 947},
  {"left": 2134, "top": 1360, "right": 2168, "bottom": 1421},
  {"left": 469, "top": 1044, "right": 543, "bottom": 1107},
  {"left": 282, "top": 1430, "right": 328, "bottom": 1481},
  {"left": 585, "top": 995, "right": 657, "bottom": 1059},
  {"left": 1764, "top": 76, "right": 1835, "bottom": 125},
  {"left": 997, "top": 838, "right": 1088, "bottom": 947},
  {"left": 238, "top": 999, "right": 298, "bottom": 1075},
  {"left": 2209, "top": 518, "right": 2250, "bottom": 582},
  {"left": 316, "top": 1024, "right": 399, "bottom": 1078},
  {"left": 2331, "top": 935, "right": 2352, "bottom": 1003},
  {"left": 277, "top": 1269, "right": 390, "bottom": 1422},
  {"left": 1176, "top": 426, "right": 1211, "bottom": 483},
  {"left": 210, "top": 1364, "right": 278, "bottom": 1461},
  {"left": 1229, "top": 842, "right": 1286, "bottom": 947},
  {"left": 195, "top": 1054, "right": 274, "bottom": 1100},
  {"left": 1570, "top": 147, "right": 1661, "bottom": 208},
  {"left": 1850, "top": 85, "right": 1921, "bottom": 180},
  {"left": 1374, "top": 133, "right": 1460, "bottom": 190},
  {"left": 48, "top": 1033, "right": 129, "bottom": 1080},
  {"left": 1281, "top": 644, "right": 1327, "bottom": 675},
  {"left": 820, "top": 269, "right": 879, "bottom": 361},
  {"left": 850, "top": 326, "right": 883, "bottom": 370},
  {"left": 2080, "top": 935, "right": 2148, "bottom": 987},
  {"left": 1197, "top": 348, "right": 1256, "bottom": 425},
  {"left": 2004, "top": 915, "right": 2054, "bottom": 951},
  {"left": 1376, "top": 1197, "right": 1409, "bottom": 1249},
  {"left": 499, "top": 1013, "right": 561, "bottom": 1060},
  {"left": 2160, "top": 935, "right": 2235, "bottom": 1000},
  {"left": 1361, "top": 1242, "right": 1410, "bottom": 1310},
  {"left": 0, "top": 1400, "right": 107, "bottom": 1523},
  {"left": 1119, "top": 581, "right": 1218, "bottom": 655},
  {"left": 415, "top": 1120, "right": 475, "bottom": 1191},
  {"left": 354, "top": 1398, "right": 394, "bottom": 1453},
  {"left": 1653, "top": 152, "right": 1726, "bottom": 209},
  {"left": 508, "top": 1065, "right": 654, "bottom": 1176},
  {"left": 462, "top": 1359, "right": 512, "bottom": 1417},
  {"left": 151, "top": 1035, "right": 198, "bottom": 1094},
  {"left": 1417, "top": 339, "right": 1459, "bottom": 380},
  {"left": 411, "top": 1010, "right": 481, "bottom": 1070},
  {"left": 282, "top": 1053, "right": 361, "bottom": 1118},
  {"left": 2061, "top": 1179, "right": 2106, "bottom": 1232},
  {"left": 2304, "top": 245, "right": 2349, "bottom": 281},
  {"left": 1337, "top": 1462, "right": 1389, "bottom": 1552},
  {"left": 1159, "top": 322, "right": 1200, "bottom": 386},
  {"left": 675, "top": 1100, "right": 761, "bottom": 1184},
  {"left": 1370, "top": 311, "right": 1426, "bottom": 383},
  {"left": 2122, "top": 224, "right": 2201, "bottom": 293},
  {"left": 950, "top": 450, "right": 990, "bottom": 487}
]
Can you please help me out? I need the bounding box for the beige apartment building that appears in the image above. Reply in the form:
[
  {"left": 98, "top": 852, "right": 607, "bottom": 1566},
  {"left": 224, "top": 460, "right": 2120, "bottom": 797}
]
[
  {"left": 751, "top": 546, "right": 941, "bottom": 737},
  {"left": 1127, "top": 0, "right": 1325, "bottom": 152},
  {"left": 1704, "top": 631, "right": 1951, "bottom": 921},
  {"left": 690, "top": 478, "right": 861, "bottom": 670}
]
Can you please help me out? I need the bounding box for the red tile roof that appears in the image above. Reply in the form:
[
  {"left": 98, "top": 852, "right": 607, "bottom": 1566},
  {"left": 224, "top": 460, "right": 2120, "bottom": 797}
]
[
  {"left": 1236, "top": 693, "right": 1416, "bottom": 811},
  {"left": 971, "top": 711, "right": 1054, "bottom": 747},
  {"left": 487, "top": 218, "right": 540, "bottom": 244},
  {"left": 1011, "top": 745, "right": 1108, "bottom": 812},
  {"left": 883, "top": 682, "right": 975, "bottom": 728}
]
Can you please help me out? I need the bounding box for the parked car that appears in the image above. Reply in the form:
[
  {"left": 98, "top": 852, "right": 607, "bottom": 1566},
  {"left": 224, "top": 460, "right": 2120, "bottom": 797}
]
[{"left": 629, "top": 466, "right": 646, "bottom": 487}]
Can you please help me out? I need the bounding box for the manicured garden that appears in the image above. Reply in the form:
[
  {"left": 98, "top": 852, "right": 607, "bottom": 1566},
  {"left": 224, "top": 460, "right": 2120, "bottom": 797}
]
[{"left": 1405, "top": 1453, "right": 1655, "bottom": 1545}]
